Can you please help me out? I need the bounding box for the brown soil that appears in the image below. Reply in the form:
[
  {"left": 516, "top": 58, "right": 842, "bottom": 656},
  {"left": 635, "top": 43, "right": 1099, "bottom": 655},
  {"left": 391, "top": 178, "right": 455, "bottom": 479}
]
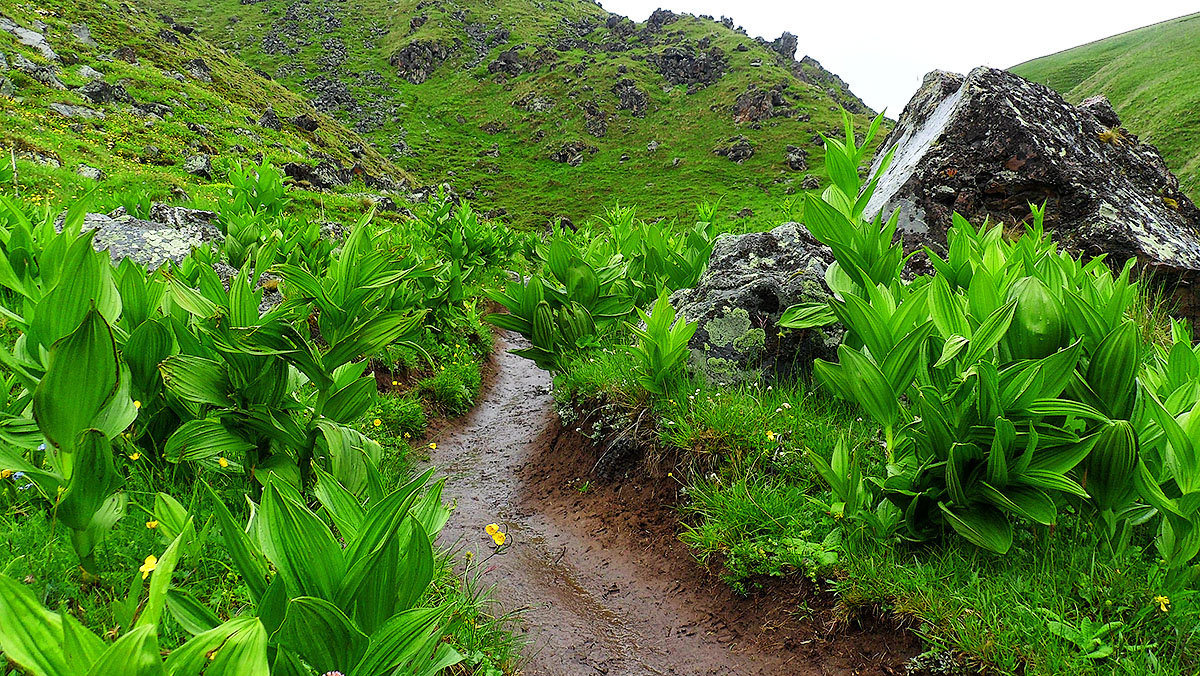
[{"left": 429, "top": 334, "right": 921, "bottom": 676}]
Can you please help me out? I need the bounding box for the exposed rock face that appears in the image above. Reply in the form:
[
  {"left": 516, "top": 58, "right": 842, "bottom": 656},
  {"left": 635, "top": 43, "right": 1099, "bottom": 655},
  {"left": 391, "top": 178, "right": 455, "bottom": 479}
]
[
  {"left": 13, "top": 53, "right": 65, "bottom": 89},
  {"left": 653, "top": 45, "right": 727, "bottom": 88},
  {"left": 0, "top": 14, "right": 58, "bottom": 61},
  {"left": 76, "top": 205, "right": 221, "bottom": 269},
  {"left": 768, "top": 32, "right": 798, "bottom": 62},
  {"left": 183, "top": 154, "right": 212, "bottom": 179},
  {"left": 487, "top": 49, "right": 526, "bottom": 77},
  {"left": 733, "top": 84, "right": 787, "bottom": 123},
  {"left": 784, "top": 145, "right": 807, "bottom": 171},
  {"left": 78, "top": 79, "right": 131, "bottom": 104},
  {"left": 670, "top": 222, "right": 840, "bottom": 385},
  {"left": 712, "top": 135, "right": 754, "bottom": 163},
  {"left": 49, "top": 103, "right": 105, "bottom": 119},
  {"left": 258, "top": 106, "right": 282, "bottom": 131},
  {"left": 390, "top": 41, "right": 452, "bottom": 84},
  {"left": 867, "top": 67, "right": 1200, "bottom": 320},
  {"left": 794, "top": 56, "right": 873, "bottom": 115},
  {"left": 611, "top": 78, "right": 648, "bottom": 117}
]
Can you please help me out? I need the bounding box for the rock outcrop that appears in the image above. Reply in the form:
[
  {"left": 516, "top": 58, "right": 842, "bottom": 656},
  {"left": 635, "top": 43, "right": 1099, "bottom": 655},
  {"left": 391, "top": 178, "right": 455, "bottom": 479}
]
[
  {"left": 671, "top": 223, "right": 841, "bottom": 386},
  {"left": 390, "top": 41, "right": 453, "bottom": 84},
  {"left": 75, "top": 205, "right": 222, "bottom": 269},
  {"left": 712, "top": 136, "right": 754, "bottom": 163},
  {"left": 867, "top": 66, "right": 1200, "bottom": 321}
]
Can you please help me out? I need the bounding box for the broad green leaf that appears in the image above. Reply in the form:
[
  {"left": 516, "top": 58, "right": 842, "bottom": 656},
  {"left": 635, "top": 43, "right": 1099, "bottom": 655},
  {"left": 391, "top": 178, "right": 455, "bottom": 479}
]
[
  {"left": 163, "top": 419, "right": 254, "bottom": 464},
  {"left": 33, "top": 309, "right": 120, "bottom": 452},
  {"left": 274, "top": 597, "right": 368, "bottom": 674},
  {"left": 939, "top": 503, "right": 1013, "bottom": 554},
  {"left": 84, "top": 625, "right": 163, "bottom": 676},
  {"left": 165, "top": 589, "right": 221, "bottom": 636},
  {"left": 257, "top": 482, "right": 346, "bottom": 600}
]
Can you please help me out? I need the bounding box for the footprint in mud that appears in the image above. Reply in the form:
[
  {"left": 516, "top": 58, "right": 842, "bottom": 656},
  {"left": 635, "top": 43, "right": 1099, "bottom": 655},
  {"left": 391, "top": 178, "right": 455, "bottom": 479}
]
[{"left": 429, "top": 335, "right": 919, "bottom": 676}]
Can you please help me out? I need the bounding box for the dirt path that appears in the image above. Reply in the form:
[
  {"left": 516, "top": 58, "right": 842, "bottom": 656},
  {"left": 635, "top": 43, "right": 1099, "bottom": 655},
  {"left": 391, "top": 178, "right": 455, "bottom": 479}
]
[{"left": 428, "top": 335, "right": 918, "bottom": 676}]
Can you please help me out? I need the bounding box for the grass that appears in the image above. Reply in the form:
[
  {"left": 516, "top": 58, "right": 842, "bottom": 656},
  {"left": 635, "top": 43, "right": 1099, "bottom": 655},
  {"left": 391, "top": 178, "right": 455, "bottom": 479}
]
[
  {"left": 553, "top": 342, "right": 1200, "bottom": 675},
  {"left": 142, "top": 0, "right": 883, "bottom": 231},
  {"left": 1012, "top": 12, "right": 1200, "bottom": 200}
]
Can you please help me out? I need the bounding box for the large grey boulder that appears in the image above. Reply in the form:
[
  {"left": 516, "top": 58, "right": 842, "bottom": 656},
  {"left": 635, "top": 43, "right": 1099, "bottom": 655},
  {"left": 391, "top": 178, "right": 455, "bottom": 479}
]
[
  {"left": 74, "top": 204, "right": 221, "bottom": 269},
  {"left": 867, "top": 67, "right": 1200, "bottom": 321},
  {"left": 0, "top": 14, "right": 58, "bottom": 61},
  {"left": 670, "top": 223, "right": 841, "bottom": 386}
]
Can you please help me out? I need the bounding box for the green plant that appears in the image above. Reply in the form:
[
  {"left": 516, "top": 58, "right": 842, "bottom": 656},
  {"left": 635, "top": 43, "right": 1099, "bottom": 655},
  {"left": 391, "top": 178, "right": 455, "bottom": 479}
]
[{"left": 625, "top": 292, "right": 696, "bottom": 395}]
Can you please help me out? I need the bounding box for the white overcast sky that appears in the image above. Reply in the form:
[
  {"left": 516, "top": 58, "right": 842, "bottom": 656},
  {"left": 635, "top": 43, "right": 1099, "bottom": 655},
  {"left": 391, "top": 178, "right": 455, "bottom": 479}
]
[{"left": 600, "top": 0, "right": 1198, "bottom": 114}]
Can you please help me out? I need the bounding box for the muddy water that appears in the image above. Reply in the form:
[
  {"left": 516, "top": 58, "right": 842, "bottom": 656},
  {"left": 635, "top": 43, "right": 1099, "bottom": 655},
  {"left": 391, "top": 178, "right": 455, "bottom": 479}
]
[{"left": 428, "top": 335, "right": 911, "bottom": 676}]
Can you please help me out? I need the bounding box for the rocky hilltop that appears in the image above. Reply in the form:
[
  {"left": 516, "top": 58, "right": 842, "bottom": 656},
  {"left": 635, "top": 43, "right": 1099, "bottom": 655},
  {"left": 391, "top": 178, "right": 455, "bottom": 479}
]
[{"left": 140, "top": 0, "right": 879, "bottom": 227}]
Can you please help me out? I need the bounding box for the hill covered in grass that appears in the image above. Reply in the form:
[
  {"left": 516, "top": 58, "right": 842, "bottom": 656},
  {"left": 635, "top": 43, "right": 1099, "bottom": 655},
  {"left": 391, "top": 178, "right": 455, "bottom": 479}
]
[
  {"left": 140, "top": 0, "right": 879, "bottom": 228},
  {"left": 1012, "top": 12, "right": 1200, "bottom": 200},
  {"left": 0, "top": 0, "right": 406, "bottom": 219}
]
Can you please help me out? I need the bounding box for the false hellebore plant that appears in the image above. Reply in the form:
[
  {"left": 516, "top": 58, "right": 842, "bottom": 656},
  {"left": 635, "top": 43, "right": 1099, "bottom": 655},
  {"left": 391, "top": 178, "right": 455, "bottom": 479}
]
[{"left": 784, "top": 114, "right": 1200, "bottom": 582}]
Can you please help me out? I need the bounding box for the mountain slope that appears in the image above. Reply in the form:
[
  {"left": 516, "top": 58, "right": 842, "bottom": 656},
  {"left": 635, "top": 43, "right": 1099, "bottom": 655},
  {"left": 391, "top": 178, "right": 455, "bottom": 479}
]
[
  {"left": 0, "top": 0, "right": 404, "bottom": 217},
  {"left": 1011, "top": 12, "right": 1200, "bottom": 200},
  {"left": 142, "top": 0, "right": 879, "bottom": 228}
]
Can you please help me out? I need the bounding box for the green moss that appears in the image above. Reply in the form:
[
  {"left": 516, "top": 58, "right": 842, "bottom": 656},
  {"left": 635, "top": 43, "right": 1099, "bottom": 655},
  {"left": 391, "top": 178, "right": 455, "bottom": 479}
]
[{"left": 705, "top": 307, "right": 753, "bottom": 348}]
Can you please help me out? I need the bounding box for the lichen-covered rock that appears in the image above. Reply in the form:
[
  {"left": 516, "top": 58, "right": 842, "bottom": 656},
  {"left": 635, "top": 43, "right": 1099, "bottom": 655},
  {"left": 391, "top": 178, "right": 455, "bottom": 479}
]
[
  {"left": 784, "top": 145, "right": 807, "bottom": 171},
  {"left": 12, "top": 53, "right": 64, "bottom": 89},
  {"left": 183, "top": 154, "right": 212, "bottom": 179},
  {"left": 73, "top": 205, "right": 221, "bottom": 269},
  {"left": 866, "top": 66, "right": 1200, "bottom": 322},
  {"left": 0, "top": 14, "right": 58, "bottom": 61},
  {"left": 670, "top": 222, "right": 840, "bottom": 385}
]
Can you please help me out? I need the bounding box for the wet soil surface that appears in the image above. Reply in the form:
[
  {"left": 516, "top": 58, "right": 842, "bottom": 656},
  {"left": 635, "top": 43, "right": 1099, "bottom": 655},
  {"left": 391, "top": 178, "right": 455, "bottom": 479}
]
[{"left": 429, "top": 335, "right": 920, "bottom": 676}]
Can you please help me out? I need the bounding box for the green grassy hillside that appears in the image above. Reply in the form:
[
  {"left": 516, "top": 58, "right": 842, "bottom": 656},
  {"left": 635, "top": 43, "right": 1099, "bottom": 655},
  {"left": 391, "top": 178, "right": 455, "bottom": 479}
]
[
  {"left": 142, "top": 0, "right": 879, "bottom": 228},
  {"left": 0, "top": 0, "right": 406, "bottom": 219},
  {"left": 1012, "top": 12, "right": 1200, "bottom": 200}
]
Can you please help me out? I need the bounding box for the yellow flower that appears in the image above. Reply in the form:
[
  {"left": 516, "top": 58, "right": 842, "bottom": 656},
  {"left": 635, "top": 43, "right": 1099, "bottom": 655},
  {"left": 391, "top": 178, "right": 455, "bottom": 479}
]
[
  {"left": 491, "top": 531, "right": 506, "bottom": 547},
  {"left": 218, "top": 457, "right": 229, "bottom": 468},
  {"left": 146, "top": 520, "right": 159, "bottom": 529},
  {"left": 392, "top": 380, "right": 399, "bottom": 386},
  {"left": 128, "top": 452, "right": 141, "bottom": 461},
  {"left": 1154, "top": 595, "right": 1171, "bottom": 613},
  {"left": 403, "top": 432, "right": 411, "bottom": 439},
  {"left": 373, "top": 418, "right": 382, "bottom": 427},
  {"left": 429, "top": 442, "right": 437, "bottom": 450},
  {"left": 766, "top": 430, "right": 776, "bottom": 442},
  {"left": 485, "top": 523, "right": 500, "bottom": 536},
  {"left": 0, "top": 469, "right": 11, "bottom": 479},
  {"left": 139, "top": 555, "right": 158, "bottom": 580},
  {"left": 133, "top": 400, "right": 142, "bottom": 409}
]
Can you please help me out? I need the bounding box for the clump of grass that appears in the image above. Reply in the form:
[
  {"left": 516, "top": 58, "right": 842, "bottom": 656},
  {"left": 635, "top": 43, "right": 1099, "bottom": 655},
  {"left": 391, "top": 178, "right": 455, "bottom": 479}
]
[{"left": 418, "top": 359, "right": 482, "bottom": 417}]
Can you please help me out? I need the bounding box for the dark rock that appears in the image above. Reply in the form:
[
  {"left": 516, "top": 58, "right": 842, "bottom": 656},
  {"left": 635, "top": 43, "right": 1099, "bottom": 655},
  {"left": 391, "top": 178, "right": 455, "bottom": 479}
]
[
  {"left": 77, "top": 78, "right": 131, "bottom": 104},
  {"left": 111, "top": 45, "right": 138, "bottom": 64},
  {"left": 487, "top": 49, "right": 526, "bottom": 77},
  {"left": 580, "top": 100, "right": 607, "bottom": 138},
  {"left": 70, "top": 23, "right": 98, "bottom": 47},
  {"left": 670, "top": 222, "right": 840, "bottom": 385},
  {"left": 785, "top": 145, "right": 808, "bottom": 171},
  {"left": 712, "top": 135, "right": 754, "bottom": 163},
  {"left": 183, "top": 154, "right": 212, "bottom": 179},
  {"left": 653, "top": 45, "right": 727, "bottom": 88},
  {"left": 733, "top": 84, "right": 788, "bottom": 123},
  {"left": 611, "top": 78, "right": 648, "bottom": 117},
  {"left": 0, "top": 75, "right": 12, "bottom": 97},
  {"left": 645, "top": 9, "right": 678, "bottom": 32},
  {"left": 868, "top": 67, "right": 1200, "bottom": 323},
  {"left": 769, "top": 32, "right": 798, "bottom": 62},
  {"left": 291, "top": 114, "right": 320, "bottom": 132},
  {"left": 258, "top": 106, "right": 282, "bottom": 131},
  {"left": 647, "top": 140, "right": 659, "bottom": 153},
  {"left": 1079, "top": 95, "right": 1121, "bottom": 128},
  {"left": 183, "top": 58, "right": 212, "bottom": 82},
  {"left": 801, "top": 175, "right": 821, "bottom": 190},
  {"left": 390, "top": 40, "right": 452, "bottom": 84},
  {"left": 735, "top": 207, "right": 754, "bottom": 219},
  {"left": 549, "top": 141, "right": 597, "bottom": 167}
]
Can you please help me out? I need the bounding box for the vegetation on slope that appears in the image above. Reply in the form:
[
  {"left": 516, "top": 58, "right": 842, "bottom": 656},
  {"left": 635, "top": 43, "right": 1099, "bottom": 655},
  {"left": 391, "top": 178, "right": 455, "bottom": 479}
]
[
  {"left": 0, "top": 0, "right": 404, "bottom": 220},
  {"left": 143, "top": 0, "right": 880, "bottom": 228},
  {"left": 1012, "top": 12, "right": 1200, "bottom": 200}
]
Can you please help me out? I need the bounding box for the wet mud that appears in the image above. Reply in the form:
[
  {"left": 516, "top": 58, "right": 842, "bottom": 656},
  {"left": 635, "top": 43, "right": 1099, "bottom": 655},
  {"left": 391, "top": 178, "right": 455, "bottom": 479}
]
[{"left": 429, "top": 335, "right": 920, "bottom": 676}]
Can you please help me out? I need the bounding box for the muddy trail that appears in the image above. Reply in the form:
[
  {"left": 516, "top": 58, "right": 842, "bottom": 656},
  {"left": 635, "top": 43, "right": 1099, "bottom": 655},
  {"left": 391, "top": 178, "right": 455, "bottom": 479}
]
[{"left": 428, "top": 335, "right": 920, "bottom": 676}]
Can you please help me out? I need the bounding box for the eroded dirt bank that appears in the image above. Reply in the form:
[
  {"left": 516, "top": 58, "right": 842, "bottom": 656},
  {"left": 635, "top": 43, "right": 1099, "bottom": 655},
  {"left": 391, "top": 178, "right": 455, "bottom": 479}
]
[{"left": 429, "top": 335, "right": 919, "bottom": 675}]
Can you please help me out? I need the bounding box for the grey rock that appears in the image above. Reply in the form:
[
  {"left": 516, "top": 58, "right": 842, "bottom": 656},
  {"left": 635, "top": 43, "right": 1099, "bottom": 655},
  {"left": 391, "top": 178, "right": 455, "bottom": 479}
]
[
  {"left": 712, "top": 135, "right": 754, "bottom": 163},
  {"left": 76, "top": 164, "right": 104, "bottom": 181},
  {"left": 110, "top": 45, "right": 138, "bottom": 64},
  {"left": 733, "top": 84, "right": 788, "bottom": 123},
  {"left": 670, "top": 222, "right": 840, "bottom": 385},
  {"left": 282, "top": 160, "right": 351, "bottom": 190},
  {"left": 612, "top": 78, "right": 648, "bottom": 117},
  {"left": 291, "top": 114, "right": 319, "bottom": 132},
  {"left": 785, "top": 145, "right": 808, "bottom": 171},
  {"left": 647, "top": 140, "right": 659, "bottom": 153},
  {"left": 78, "top": 78, "right": 130, "bottom": 104},
  {"left": 868, "top": 66, "right": 1200, "bottom": 322},
  {"left": 390, "top": 40, "right": 452, "bottom": 84},
  {"left": 0, "top": 75, "right": 12, "bottom": 98},
  {"left": 549, "top": 141, "right": 596, "bottom": 166},
  {"left": 74, "top": 204, "right": 221, "bottom": 269},
  {"left": 78, "top": 65, "right": 104, "bottom": 80},
  {"left": 183, "top": 154, "right": 212, "bottom": 180},
  {"left": 258, "top": 106, "right": 282, "bottom": 131},
  {"left": 183, "top": 58, "right": 212, "bottom": 83},
  {"left": 13, "top": 53, "right": 64, "bottom": 89},
  {"left": 801, "top": 175, "right": 821, "bottom": 190},
  {"left": 487, "top": 49, "right": 526, "bottom": 77},
  {"left": 48, "top": 103, "right": 105, "bottom": 119},
  {"left": 652, "top": 44, "right": 727, "bottom": 88},
  {"left": 512, "top": 91, "right": 555, "bottom": 112},
  {"left": 70, "top": 23, "right": 97, "bottom": 47},
  {"left": 0, "top": 52, "right": 7, "bottom": 70},
  {"left": 0, "top": 14, "right": 57, "bottom": 61}
]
